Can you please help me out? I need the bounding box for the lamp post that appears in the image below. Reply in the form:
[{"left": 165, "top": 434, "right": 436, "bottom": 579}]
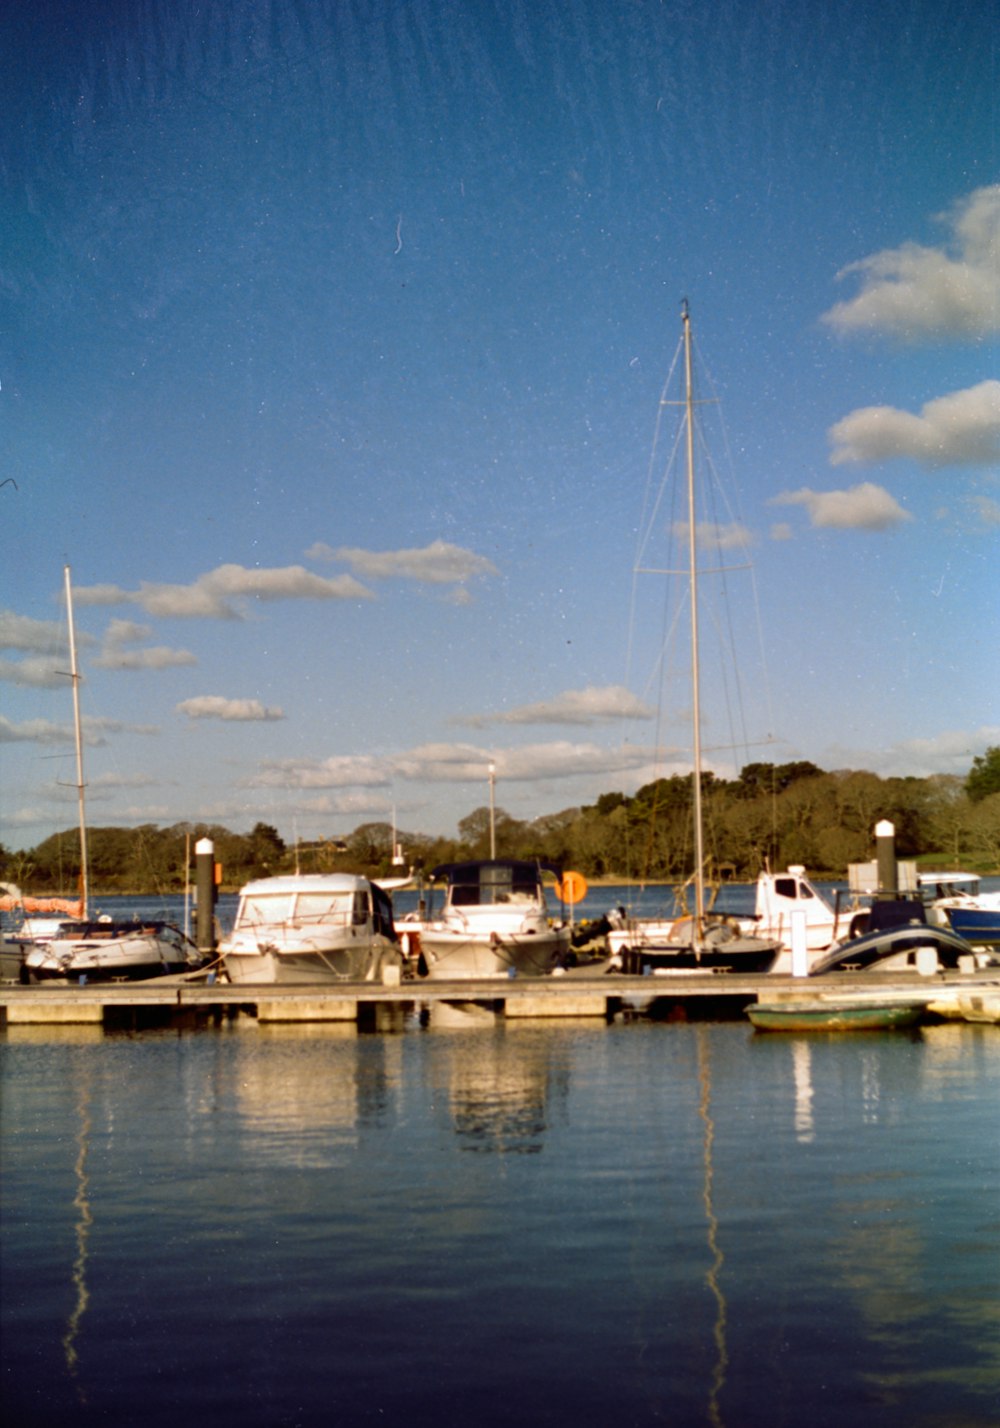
[{"left": 488, "top": 762, "right": 496, "bottom": 860}]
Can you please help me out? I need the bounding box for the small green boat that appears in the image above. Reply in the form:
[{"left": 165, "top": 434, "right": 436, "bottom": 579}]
[{"left": 747, "top": 998, "right": 925, "bottom": 1032}]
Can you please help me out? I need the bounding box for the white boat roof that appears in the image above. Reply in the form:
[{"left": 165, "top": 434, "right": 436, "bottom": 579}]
[
  {"left": 918, "top": 871, "right": 979, "bottom": 887},
  {"left": 238, "top": 874, "right": 374, "bottom": 896}
]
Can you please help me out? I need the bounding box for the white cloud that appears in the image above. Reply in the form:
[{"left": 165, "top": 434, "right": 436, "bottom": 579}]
[
  {"left": 177, "top": 696, "right": 285, "bottom": 722},
  {"left": 95, "top": 647, "right": 199, "bottom": 671},
  {"left": 821, "top": 185, "right": 1000, "bottom": 339},
  {"left": 0, "top": 716, "right": 75, "bottom": 745},
  {"left": 824, "top": 725, "right": 1000, "bottom": 779},
  {"left": 0, "top": 655, "right": 69, "bottom": 688},
  {"left": 326, "top": 539, "right": 499, "bottom": 585},
  {"left": 392, "top": 740, "right": 659, "bottom": 784},
  {"left": 75, "top": 563, "right": 374, "bottom": 618},
  {"left": 0, "top": 713, "right": 151, "bottom": 746},
  {"left": 247, "top": 755, "right": 390, "bottom": 789},
  {"left": 90, "top": 618, "right": 197, "bottom": 670},
  {"left": 770, "top": 482, "right": 913, "bottom": 530},
  {"left": 457, "top": 685, "right": 655, "bottom": 728},
  {"left": 828, "top": 381, "right": 1000, "bottom": 468},
  {"left": 0, "top": 610, "right": 74, "bottom": 653}
]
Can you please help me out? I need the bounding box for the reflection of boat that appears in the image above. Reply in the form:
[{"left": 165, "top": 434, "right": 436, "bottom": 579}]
[
  {"left": 919, "top": 872, "right": 1000, "bottom": 947},
  {"left": 956, "top": 993, "right": 1000, "bottom": 1024},
  {"left": 416, "top": 860, "right": 571, "bottom": 979},
  {"left": 221, "top": 873, "right": 402, "bottom": 983},
  {"left": 808, "top": 899, "right": 974, "bottom": 976},
  {"left": 16, "top": 570, "right": 199, "bottom": 984},
  {"left": 747, "top": 996, "right": 925, "bottom": 1032},
  {"left": 605, "top": 307, "right": 781, "bottom": 976}
]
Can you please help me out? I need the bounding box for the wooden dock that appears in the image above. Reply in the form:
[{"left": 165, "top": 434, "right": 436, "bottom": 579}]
[{"left": 2, "top": 969, "right": 999, "bottom": 1031}]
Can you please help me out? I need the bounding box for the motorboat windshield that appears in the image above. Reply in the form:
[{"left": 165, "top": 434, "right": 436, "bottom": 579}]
[{"left": 236, "top": 889, "right": 362, "bottom": 932}]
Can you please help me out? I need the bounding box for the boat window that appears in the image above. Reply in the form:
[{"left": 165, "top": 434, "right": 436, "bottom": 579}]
[
  {"left": 295, "top": 892, "right": 354, "bottom": 924},
  {"left": 352, "top": 892, "right": 369, "bottom": 925},
  {"left": 238, "top": 894, "right": 294, "bottom": 928},
  {"left": 775, "top": 878, "right": 798, "bottom": 899}
]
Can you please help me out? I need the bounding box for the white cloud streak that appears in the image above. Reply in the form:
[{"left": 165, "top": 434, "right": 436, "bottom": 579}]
[
  {"left": 247, "top": 755, "right": 390, "bottom": 789},
  {"left": 322, "top": 539, "right": 499, "bottom": 585},
  {"left": 0, "top": 610, "right": 72, "bottom": 653},
  {"left": 770, "top": 482, "right": 913, "bottom": 530},
  {"left": 457, "top": 685, "right": 655, "bottom": 728},
  {"left": 75, "top": 563, "right": 374, "bottom": 618},
  {"left": 0, "top": 656, "right": 69, "bottom": 688},
  {"left": 821, "top": 185, "right": 1000, "bottom": 339},
  {"left": 828, "top": 381, "right": 1000, "bottom": 468},
  {"left": 177, "top": 696, "right": 285, "bottom": 722}
]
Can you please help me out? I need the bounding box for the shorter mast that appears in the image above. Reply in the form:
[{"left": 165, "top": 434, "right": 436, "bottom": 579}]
[{"left": 64, "top": 565, "right": 89, "bottom": 918}]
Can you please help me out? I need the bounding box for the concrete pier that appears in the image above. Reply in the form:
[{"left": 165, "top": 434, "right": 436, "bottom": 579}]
[{"left": 1, "top": 969, "right": 998, "bottom": 1030}]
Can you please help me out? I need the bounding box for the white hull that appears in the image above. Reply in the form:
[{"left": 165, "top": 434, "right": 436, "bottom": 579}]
[
  {"left": 419, "top": 925, "right": 571, "bottom": 980},
  {"left": 224, "top": 937, "right": 400, "bottom": 985},
  {"left": 25, "top": 926, "right": 199, "bottom": 982},
  {"left": 220, "top": 873, "right": 403, "bottom": 985}
]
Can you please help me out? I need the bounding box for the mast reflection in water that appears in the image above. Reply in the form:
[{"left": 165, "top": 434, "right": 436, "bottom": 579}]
[{"left": 1, "top": 1019, "right": 998, "bottom": 1427}]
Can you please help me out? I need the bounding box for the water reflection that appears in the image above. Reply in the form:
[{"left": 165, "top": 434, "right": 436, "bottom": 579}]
[
  {"left": 61, "top": 1067, "right": 93, "bottom": 1402},
  {"left": 427, "top": 1022, "right": 565, "bottom": 1154},
  {"left": 230, "top": 1023, "right": 363, "bottom": 1166},
  {"left": 696, "top": 1029, "right": 728, "bottom": 1428},
  {"left": 792, "top": 1039, "right": 815, "bottom": 1143}
]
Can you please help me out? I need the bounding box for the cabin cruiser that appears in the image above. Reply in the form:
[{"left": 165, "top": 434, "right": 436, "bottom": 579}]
[
  {"left": 413, "top": 860, "right": 571, "bottom": 979},
  {"left": 221, "top": 873, "right": 402, "bottom": 984},
  {"left": 919, "top": 872, "right": 1000, "bottom": 947},
  {"left": 741, "top": 866, "right": 848, "bottom": 967},
  {"left": 23, "top": 918, "right": 203, "bottom": 983}
]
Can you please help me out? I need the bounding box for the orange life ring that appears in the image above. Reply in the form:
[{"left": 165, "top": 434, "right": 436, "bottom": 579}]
[{"left": 559, "top": 870, "right": 588, "bottom": 904}]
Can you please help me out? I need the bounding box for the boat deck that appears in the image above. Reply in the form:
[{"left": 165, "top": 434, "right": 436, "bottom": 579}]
[{"left": 1, "top": 969, "right": 999, "bottom": 1029}]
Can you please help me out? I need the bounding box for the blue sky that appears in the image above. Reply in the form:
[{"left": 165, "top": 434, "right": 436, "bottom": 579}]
[{"left": 2, "top": 0, "right": 998, "bottom": 852}]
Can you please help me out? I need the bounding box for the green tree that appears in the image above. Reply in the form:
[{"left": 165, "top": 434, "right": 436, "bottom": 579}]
[{"left": 966, "top": 746, "right": 1000, "bottom": 804}]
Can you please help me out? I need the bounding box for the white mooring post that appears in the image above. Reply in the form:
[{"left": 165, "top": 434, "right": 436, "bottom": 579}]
[{"left": 790, "top": 908, "right": 808, "bottom": 977}]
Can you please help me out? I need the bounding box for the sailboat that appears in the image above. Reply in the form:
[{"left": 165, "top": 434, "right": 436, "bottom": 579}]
[
  {"left": 608, "top": 305, "right": 781, "bottom": 975},
  {"left": 21, "top": 567, "right": 203, "bottom": 983}
]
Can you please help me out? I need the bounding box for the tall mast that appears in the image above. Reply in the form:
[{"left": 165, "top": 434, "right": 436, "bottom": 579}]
[
  {"left": 64, "top": 565, "right": 89, "bottom": 917},
  {"left": 682, "top": 303, "right": 705, "bottom": 926}
]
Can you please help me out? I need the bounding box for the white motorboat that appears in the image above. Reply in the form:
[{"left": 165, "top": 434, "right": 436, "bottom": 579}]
[
  {"left": 24, "top": 919, "right": 202, "bottom": 982},
  {"left": 414, "top": 860, "right": 572, "bottom": 979},
  {"left": 221, "top": 873, "right": 403, "bottom": 983}
]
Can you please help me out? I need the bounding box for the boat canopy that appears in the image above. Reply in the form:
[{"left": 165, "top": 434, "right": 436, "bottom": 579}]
[{"left": 428, "top": 860, "right": 562, "bottom": 906}]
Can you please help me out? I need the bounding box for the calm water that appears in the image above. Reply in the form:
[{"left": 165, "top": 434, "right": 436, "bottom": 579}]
[{"left": 2, "top": 1013, "right": 998, "bottom": 1428}]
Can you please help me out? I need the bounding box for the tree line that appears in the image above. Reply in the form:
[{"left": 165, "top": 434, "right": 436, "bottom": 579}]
[{"left": 3, "top": 750, "right": 999, "bottom": 895}]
